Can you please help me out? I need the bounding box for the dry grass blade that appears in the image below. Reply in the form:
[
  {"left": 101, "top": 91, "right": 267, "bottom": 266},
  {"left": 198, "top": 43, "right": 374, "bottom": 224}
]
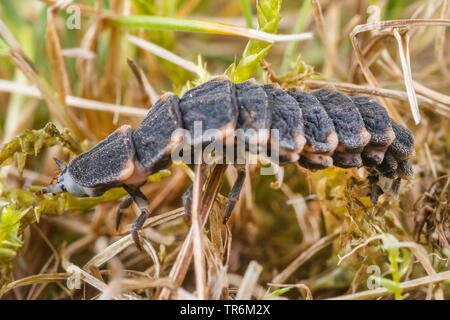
[
  {"left": 352, "top": 19, "right": 450, "bottom": 34},
  {"left": 350, "top": 18, "right": 450, "bottom": 123},
  {"left": 266, "top": 283, "right": 313, "bottom": 300},
  {"left": 434, "top": 0, "right": 450, "bottom": 80},
  {"left": 328, "top": 271, "right": 450, "bottom": 300},
  {"left": 119, "top": 207, "right": 185, "bottom": 235},
  {"left": 142, "top": 237, "right": 161, "bottom": 279},
  {"left": 424, "top": 143, "right": 438, "bottom": 180},
  {"left": 0, "top": 18, "right": 85, "bottom": 139},
  {"left": 235, "top": 261, "right": 263, "bottom": 300},
  {"left": 127, "top": 34, "right": 201, "bottom": 75},
  {"left": 46, "top": 3, "right": 73, "bottom": 102},
  {"left": 39, "top": 0, "right": 101, "bottom": 16},
  {"left": 63, "top": 262, "right": 124, "bottom": 300},
  {"left": 396, "top": 241, "right": 444, "bottom": 300},
  {"left": 177, "top": 0, "right": 202, "bottom": 18},
  {"left": 121, "top": 278, "right": 175, "bottom": 291},
  {"left": 158, "top": 164, "right": 227, "bottom": 300},
  {"left": 82, "top": 208, "right": 184, "bottom": 273},
  {"left": 189, "top": 158, "right": 207, "bottom": 299},
  {"left": 126, "top": 57, "right": 159, "bottom": 105},
  {"left": 393, "top": 29, "right": 420, "bottom": 124},
  {"left": 175, "top": 287, "right": 199, "bottom": 300},
  {"left": 282, "top": 185, "right": 319, "bottom": 245},
  {"left": 350, "top": 25, "right": 400, "bottom": 122},
  {"left": 309, "top": 0, "right": 341, "bottom": 76},
  {"left": 227, "top": 273, "right": 267, "bottom": 299},
  {"left": 61, "top": 48, "right": 96, "bottom": 60},
  {"left": 0, "top": 273, "right": 70, "bottom": 298},
  {"left": 0, "top": 79, "right": 148, "bottom": 117},
  {"left": 271, "top": 229, "right": 341, "bottom": 284},
  {"left": 84, "top": 236, "right": 134, "bottom": 270}
]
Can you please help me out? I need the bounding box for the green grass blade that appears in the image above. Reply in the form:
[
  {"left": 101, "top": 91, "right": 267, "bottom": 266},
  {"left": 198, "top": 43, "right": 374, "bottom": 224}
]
[
  {"left": 240, "top": 0, "right": 254, "bottom": 28},
  {"left": 227, "top": 0, "right": 282, "bottom": 82},
  {"left": 109, "top": 14, "right": 310, "bottom": 44},
  {"left": 280, "top": 0, "right": 311, "bottom": 74}
]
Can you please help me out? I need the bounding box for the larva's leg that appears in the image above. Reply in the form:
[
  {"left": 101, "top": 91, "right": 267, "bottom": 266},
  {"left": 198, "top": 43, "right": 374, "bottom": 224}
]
[
  {"left": 298, "top": 153, "right": 333, "bottom": 170},
  {"left": 376, "top": 151, "right": 398, "bottom": 179},
  {"left": 123, "top": 185, "right": 150, "bottom": 250},
  {"left": 115, "top": 196, "right": 133, "bottom": 231},
  {"left": 223, "top": 165, "right": 246, "bottom": 224},
  {"left": 397, "top": 159, "right": 413, "bottom": 180}
]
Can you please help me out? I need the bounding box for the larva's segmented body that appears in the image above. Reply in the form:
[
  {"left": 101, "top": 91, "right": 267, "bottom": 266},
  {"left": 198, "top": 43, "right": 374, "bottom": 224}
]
[{"left": 37, "top": 76, "right": 415, "bottom": 249}]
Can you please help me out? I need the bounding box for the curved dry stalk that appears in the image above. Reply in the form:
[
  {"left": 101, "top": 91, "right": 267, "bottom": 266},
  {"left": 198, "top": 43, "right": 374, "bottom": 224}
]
[
  {"left": 142, "top": 237, "right": 161, "bottom": 279},
  {"left": 393, "top": 29, "right": 420, "bottom": 124},
  {"left": 396, "top": 241, "right": 445, "bottom": 300},
  {"left": 348, "top": 33, "right": 391, "bottom": 83},
  {"left": 0, "top": 273, "right": 71, "bottom": 298},
  {"left": 39, "top": 0, "right": 101, "bottom": 16},
  {"left": 350, "top": 18, "right": 450, "bottom": 124},
  {"left": 328, "top": 271, "right": 450, "bottom": 300},
  {"left": 379, "top": 50, "right": 450, "bottom": 107},
  {"left": 266, "top": 282, "right": 313, "bottom": 300},
  {"left": 337, "top": 235, "right": 384, "bottom": 265},
  {"left": 84, "top": 208, "right": 185, "bottom": 272},
  {"left": 27, "top": 224, "right": 61, "bottom": 299}
]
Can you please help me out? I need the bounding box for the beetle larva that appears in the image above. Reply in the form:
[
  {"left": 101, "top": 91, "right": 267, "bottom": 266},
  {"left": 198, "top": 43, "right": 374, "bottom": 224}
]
[{"left": 37, "top": 76, "right": 415, "bottom": 249}]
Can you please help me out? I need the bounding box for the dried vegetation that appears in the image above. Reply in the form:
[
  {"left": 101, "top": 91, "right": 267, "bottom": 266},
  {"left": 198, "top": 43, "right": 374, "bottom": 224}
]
[{"left": 0, "top": 0, "right": 448, "bottom": 300}]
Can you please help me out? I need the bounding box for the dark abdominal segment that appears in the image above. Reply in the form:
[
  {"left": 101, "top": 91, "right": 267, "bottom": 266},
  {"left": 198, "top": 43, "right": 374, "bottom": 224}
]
[
  {"left": 262, "top": 83, "right": 306, "bottom": 164},
  {"left": 287, "top": 87, "right": 337, "bottom": 170},
  {"left": 179, "top": 76, "right": 238, "bottom": 146},
  {"left": 133, "top": 92, "right": 183, "bottom": 173},
  {"left": 351, "top": 97, "right": 395, "bottom": 167},
  {"left": 312, "top": 87, "right": 371, "bottom": 168}
]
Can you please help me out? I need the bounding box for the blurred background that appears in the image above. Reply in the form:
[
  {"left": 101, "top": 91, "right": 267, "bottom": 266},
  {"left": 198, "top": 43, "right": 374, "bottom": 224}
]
[{"left": 0, "top": 0, "right": 448, "bottom": 300}]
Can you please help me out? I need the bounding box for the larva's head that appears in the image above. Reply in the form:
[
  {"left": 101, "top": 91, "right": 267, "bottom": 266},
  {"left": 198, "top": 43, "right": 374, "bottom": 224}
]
[{"left": 35, "top": 159, "right": 89, "bottom": 197}]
